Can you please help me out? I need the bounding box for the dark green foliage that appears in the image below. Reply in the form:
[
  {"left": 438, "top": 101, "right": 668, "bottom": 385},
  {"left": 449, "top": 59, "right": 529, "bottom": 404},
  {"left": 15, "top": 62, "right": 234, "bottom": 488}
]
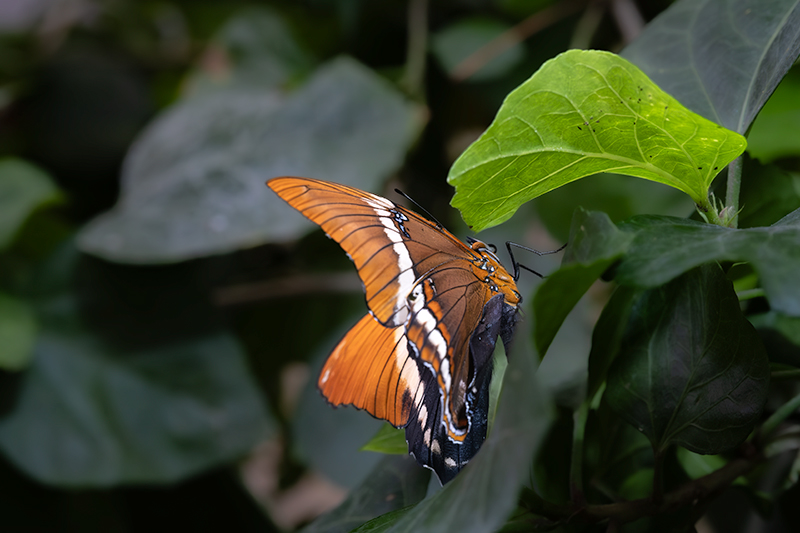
[{"left": 1, "top": 0, "right": 800, "bottom": 532}]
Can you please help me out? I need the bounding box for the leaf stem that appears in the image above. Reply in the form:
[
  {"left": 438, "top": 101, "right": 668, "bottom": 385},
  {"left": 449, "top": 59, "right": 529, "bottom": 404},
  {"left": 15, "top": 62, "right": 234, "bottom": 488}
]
[
  {"left": 725, "top": 156, "right": 743, "bottom": 228},
  {"left": 570, "top": 400, "right": 591, "bottom": 504},
  {"left": 736, "top": 288, "right": 765, "bottom": 301},
  {"left": 401, "top": 0, "right": 428, "bottom": 100},
  {"left": 651, "top": 448, "right": 665, "bottom": 504},
  {"left": 770, "top": 369, "right": 800, "bottom": 381},
  {"left": 759, "top": 391, "right": 800, "bottom": 438}
]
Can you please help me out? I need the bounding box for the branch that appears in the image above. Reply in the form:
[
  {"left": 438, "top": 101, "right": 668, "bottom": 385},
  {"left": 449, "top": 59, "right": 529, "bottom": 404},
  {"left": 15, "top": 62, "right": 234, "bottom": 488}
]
[
  {"left": 523, "top": 448, "right": 766, "bottom": 526},
  {"left": 451, "top": 0, "right": 588, "bottom": 82}
]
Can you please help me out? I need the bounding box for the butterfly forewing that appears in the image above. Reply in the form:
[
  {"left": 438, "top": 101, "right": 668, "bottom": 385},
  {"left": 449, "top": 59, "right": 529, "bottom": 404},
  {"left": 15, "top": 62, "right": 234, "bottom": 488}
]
[
  {"left": 268, "top": 176, "right": 521, "bottom": 484},
  {"left": 268, "top": 178, "right": 477, "bottom": 327}
]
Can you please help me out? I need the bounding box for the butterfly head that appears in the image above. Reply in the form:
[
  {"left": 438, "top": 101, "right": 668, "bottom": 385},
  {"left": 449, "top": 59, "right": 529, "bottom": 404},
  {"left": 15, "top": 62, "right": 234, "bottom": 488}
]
[{"left": 467, "top": 238, "right": 522, "bottom": 308}]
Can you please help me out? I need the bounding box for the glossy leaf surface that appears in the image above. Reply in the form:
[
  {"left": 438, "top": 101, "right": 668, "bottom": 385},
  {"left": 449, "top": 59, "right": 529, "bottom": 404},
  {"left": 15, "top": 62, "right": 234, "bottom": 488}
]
[
  {"left": 606, "top": 265, "right": 770, "bottom": 454},
  {"left": 622, "top": 0, "right": 800, "bottom": 134}
]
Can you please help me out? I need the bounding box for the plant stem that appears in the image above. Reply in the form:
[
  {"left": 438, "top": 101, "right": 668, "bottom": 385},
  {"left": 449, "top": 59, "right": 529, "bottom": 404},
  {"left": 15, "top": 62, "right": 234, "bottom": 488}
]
[
  {"left": 570, "top": 400, "right": 591, "bottom": 504},
  {"left": 651, "top": 448, "right": 665, "bottom": 504},
  {"left": 451, "top": 0, "right": 586, "bottom": 81},
  {"left": 771, "top": 369, "right": 800, "bottom": 381},
  {"left": 725, "top": 156, "right": 743, "bottom": 228},
  {"left": 402, "top": 0, "right": 428, "bottom": 100},
  {"left": 523, "top": 448, "right": 770, "bottom": 525}
]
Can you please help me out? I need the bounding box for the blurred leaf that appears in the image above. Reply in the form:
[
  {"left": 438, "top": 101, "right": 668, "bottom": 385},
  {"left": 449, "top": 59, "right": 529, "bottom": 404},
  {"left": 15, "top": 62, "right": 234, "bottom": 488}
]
[
  {"left": 362, "top": 424, "right": 407, "bottom": 455},
  {"left": 622, "top": 0, "right": 800, "bottom": 134},
  {"left": 0, "top": 158, "right": 61, "bottom": 250},
  {"left": 749, "top": 311, "right": 800, "bottom": 367},
  {"left": 449, "top": 50, "right": 746, "bottom": 231},
  {"left": 385, "top": 332, "right": 553, "bottom": 533},
  {"left": 0, "top": 293, "right": 36, "bottom": 371},
  {"left": 431, "top": 17, "right": 525, "bottom": 82},
  {"left": 0, "top": 297, "right": 274, "bottom": 486},
  {"left": 738, "top": 157, "right": 800, "bottom": 228},
  {"left": 606, "top": 265, "right": 770, "bottom": 455},
  {"left": 78, "top": 56, "right": 423, "bottom": 263},
  {"left": 613, "top": 214, "right": 800, "bottom": 316},
  {"left": 617, "top": 468, "right": 653, "bottom": 501},
  {"left": 533, "top": 209, "right": 632, "bottom": 356},
  {"left": 302, "top": 455, "right": 429, "bottom": 533},
  {"left": 186, "top": 6, "right": 314, "bottom": 95},
  {"left": 293, "top": 320, "right": 384, "bottom": 489},
  {"left": 534, "top": 173, "right": 693, "bottom": 243},
  {"left": 747, "top": 67, "right": 800, "bottom": 162},
  {"left": 676, "top": 447, "right": 731, "bottom": 480}
]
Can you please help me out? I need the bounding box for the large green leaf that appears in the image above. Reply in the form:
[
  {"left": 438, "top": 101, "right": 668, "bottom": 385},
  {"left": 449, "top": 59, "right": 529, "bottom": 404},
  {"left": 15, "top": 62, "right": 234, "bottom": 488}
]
[
  {"left": 78, "top": 56, "right": 422, "bottom": 263},
  {"left": 746, "top": 67, "right": 800, "bottom": 162},
  {"left": 0, "top": 158, "right": 61, "bottom": 250},
  {"left": 385, "top": 333, "right": 553, "bottom": 533},
  {"left": 606, "top": 265, "right": 770, "bottom": 454},
  {"left": 622, "top": 0, "right": 800, "bottom": 134},
  {"left": 0, "top": 297, "right": 274, "bottom": 486},
  {"left": 0, "top": 293, "right": 36, "bottom": 371},
  {"left": 301, "top": 455, "right": 429, "bottom": 533},
  {"left": 737, "top": 157, "right": 800, "bottom": 228},
  {"left": 448, "top": 50, "right": 746, "bottom": 231},
  {"left": 613, "top": 213, "right": 800, "bottom": 316}
]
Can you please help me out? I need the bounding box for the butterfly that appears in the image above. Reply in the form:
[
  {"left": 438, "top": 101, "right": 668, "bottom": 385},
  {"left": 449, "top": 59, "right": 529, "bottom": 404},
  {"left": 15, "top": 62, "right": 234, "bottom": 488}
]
[{"left": 268, "top": 177, "right": 557, "bottom": 483}]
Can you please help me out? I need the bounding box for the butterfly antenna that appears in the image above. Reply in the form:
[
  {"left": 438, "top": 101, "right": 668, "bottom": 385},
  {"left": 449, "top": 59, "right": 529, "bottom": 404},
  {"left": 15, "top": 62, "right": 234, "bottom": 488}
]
[
  {"left": 394, "top": 188, "right": 444, "bottom": 230},
  {"left": 505, "top": 241, "right": 567, "bottom": 281}
]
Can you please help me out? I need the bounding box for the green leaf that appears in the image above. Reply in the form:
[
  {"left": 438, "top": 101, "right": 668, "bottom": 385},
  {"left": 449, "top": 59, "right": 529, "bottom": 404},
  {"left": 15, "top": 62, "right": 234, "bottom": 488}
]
[
  {"left": 78, "top": 56, "right": 423, "bottom": 263},
  {"left": 676, "top": 447, "right": 730, "bottom": 480},
  {"left": 362, "top": 424, "right": 408, "bottom": 455},
  {"left": 0, "top": 293, "right": 36, "bottom": 371},
  {"left": 748, "top": 311, "right": 800, "bottom": 367},
  {"left": 747, "top": 67, "right": 800, "bottom": 162},
  {"left": 448, "top": 50, "right": 746, "bottom": 232},
  {"left": 302, "top": 455, "right": 428, "bottom": 533},
  {"left": 738, "top": 157, "right": 800, "bottom": 228},
  {"left": 0, "top": 298, "right": 274, "bottom": 486},
  {"left": 431, "top": 17, "right": 525, "bottom": 82},
  {"left": 613, "top": 214, "right": 800, "bottom": 316},
  {"left": 586, "top": 285, "right": 639, "bottom": 400},
  {"left": 533, "top": 208, "right": 633, "bottom": 356},
  {"left": 621, "top": 0, "right": 800, "bottom": 134},
  {"left": 385, "top": 332, "right": 553, "bottom": 533},
  {"left": 349, "top": 507, "right": 413, "bottom": 533},
  {"left": 0, "top": 158, "right": 61, "bottom": 250},
  {"left": 606, "top": 264, "right": 770, "bottom": 455}
]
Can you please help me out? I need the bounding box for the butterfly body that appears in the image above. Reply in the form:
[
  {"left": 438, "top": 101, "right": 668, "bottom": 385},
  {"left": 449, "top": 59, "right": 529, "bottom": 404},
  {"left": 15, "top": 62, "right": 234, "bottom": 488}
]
[{"left": 268, "top": 177, "right": 520, "bottom": 483}]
